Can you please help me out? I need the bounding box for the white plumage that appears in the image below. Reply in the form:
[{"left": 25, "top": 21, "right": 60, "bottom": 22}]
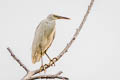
[{"left": 32, "top": 14, "right": 70, "bottom": 64}]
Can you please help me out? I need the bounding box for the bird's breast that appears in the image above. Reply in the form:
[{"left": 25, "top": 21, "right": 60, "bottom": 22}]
[{"left": 44, "top": 20, "right": 55, "bottom": 37}]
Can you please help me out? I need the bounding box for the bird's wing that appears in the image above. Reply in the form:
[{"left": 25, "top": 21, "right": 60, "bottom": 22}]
[
  {"left": 32, "top": 20, "right": 47, "bottom": 64},
  {"left": 45, "top": 29, "right": 56, "bottom": 52}
]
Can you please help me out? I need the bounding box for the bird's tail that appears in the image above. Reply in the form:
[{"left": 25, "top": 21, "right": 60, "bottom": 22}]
[{"left": 32, "top": 50, "right": 42, "bottom": 64}]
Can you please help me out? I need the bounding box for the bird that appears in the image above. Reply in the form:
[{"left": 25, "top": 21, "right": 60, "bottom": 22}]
[{"left": 32, "top": 14, "right": 70, "bottom": 66}]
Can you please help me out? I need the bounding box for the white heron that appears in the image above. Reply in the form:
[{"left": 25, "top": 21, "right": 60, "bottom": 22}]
[{"left": 32, "top": 14, "right": 70, "bottom": 66}]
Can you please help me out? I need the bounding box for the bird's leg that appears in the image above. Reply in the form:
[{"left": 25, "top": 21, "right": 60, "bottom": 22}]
[
  {"left": 45, "top": 51, "right": 55, "bottom": 66},
  {"left": 41, "top": 53, "right": 47, "bottom": 73},
  {"left": 39, "top": 47, "right": 46, "bottom": 73}
]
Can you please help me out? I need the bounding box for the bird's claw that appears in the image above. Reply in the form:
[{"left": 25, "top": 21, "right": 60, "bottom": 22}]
[
  {"left": 40, "top": 65, "right": 46, "bottom": 73},
  {"left": 49, "top": 59, "right": 55, "bottom": 66},
  {"left": 49, "top": 57, "right": 58, "bottom": 66},
  {"left": 53, "top": 57, "right": 58, "bottom": 62}
]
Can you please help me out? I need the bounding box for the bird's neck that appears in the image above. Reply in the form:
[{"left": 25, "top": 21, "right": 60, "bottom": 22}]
[
  {"left": 47, "top": 17, "right": 55, "bottom": 21},
  {"left": 46, "top": 18, "right": 56, "bottom": 24},
  {"left": 45, "top": 18, "right": 56, "bottom": 27}
]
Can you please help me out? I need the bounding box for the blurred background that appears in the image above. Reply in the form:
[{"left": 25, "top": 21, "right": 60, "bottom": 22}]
[{"left": 0, "top": 0, "right": 120, "bottom": 80}]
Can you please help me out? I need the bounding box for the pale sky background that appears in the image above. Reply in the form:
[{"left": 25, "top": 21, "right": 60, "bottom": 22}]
[{"left": 0, "top": 0, "right": 120, "bottom": 80}]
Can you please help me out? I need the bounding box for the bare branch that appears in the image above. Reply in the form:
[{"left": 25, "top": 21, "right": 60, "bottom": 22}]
[
  {"left": 57, "top": 0, "right": 94, "bottom": 60},
  {"left": 28, "top": 76, "right": 68, "bottom": 80},
  {"left": 7, "top": 47, "right": 29, "bottom": 73},
  {"left": 27, "top": 71, "right": 68, "bottom": 80}
]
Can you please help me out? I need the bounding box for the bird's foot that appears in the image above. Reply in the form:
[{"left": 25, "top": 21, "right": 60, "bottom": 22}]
[
  {"left": 49, "top": 57, "right": 58, "bottom": 66},
  {"left": 40, "top": 65, "right": 46, "bottom": 73},
  {"left": 49, "top": 59, "right": 55, "bottom": 66}
]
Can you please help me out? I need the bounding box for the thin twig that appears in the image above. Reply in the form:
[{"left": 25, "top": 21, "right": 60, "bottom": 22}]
[
  {"left": 7, "top": 47, "right": 29, "bottom": 73},
  {"left": 55, "top": 71, "right": 63, "bottom": 76},
  {"left": 28, "top": 76, "right": 68, "bottom": 80}
]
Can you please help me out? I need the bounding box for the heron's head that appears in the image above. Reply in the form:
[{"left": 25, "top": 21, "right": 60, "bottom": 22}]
[{"left": 47, "top": 14, "right": 70, "bottom": 20}]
